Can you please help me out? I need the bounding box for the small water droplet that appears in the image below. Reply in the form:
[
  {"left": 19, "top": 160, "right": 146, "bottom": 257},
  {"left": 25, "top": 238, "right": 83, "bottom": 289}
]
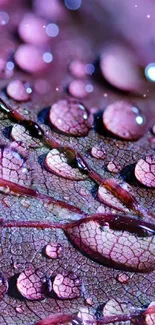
[
  {"left": 116, "top": 273, "right": 129, "bottom": 284},
  {"left": 45, "top": 242, "right": 62, "bottom": 259},
  {"left": 15, "top": 305, "right": 24, "bottom": 313}
]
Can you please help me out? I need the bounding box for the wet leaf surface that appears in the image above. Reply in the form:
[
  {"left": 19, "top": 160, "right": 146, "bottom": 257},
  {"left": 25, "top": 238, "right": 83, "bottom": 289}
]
[{"left": 0, "top": 1, "right": 155, "bottom": 325}]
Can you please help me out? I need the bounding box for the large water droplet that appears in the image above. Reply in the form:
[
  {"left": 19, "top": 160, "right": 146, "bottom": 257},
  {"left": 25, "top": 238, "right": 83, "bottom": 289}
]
[
  {"left": 49, "top": 99, "right": 93, "bottom": 136},
  {"left": 53, "top": 272, "right": 81, "bottom": 299},
  {"left": 17, "top": 266, "right": 48, "bottom": 300},
  {"left": 103, "top": 101, "right": 147, "bottom": 140},
  {"left": 45, "top": 148, "right": 87, "bottom": 180},
  {"left": 135, "top": 155, "right": 155, "bottom": 188}
]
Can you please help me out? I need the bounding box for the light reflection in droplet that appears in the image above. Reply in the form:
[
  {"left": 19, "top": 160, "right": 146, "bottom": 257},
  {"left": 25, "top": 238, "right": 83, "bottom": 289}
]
[
  {"left": 6, "top": 61, "right": 14, "bottom": 70},
  {"left": 85, "top": 84, "right": 93, "bottom": 93},
  {"left": 42, "top": 52, "right": 53, "bottom": 63},
  {"left": 145, "top": 63, "right": 155, "bottom": 82},
  {"left": 136, "top": 116, "right": 144, "bottom": 125},
  {"left": 0, "top": 12, "right": 9, "bottom": 25},
  {"left": 85, "top": 63, "right": 95, "bottom": 75},
  {"left": 65, "top": 0, "right": 82, "bottom": 10},
  {"left": 46, "top": 23, "right": 59, "bottom": 37}
]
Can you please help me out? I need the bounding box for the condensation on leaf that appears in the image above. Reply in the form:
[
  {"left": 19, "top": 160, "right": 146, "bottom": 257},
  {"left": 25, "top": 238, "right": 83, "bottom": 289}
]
[{"left": 49, "top": 99, "right": 93, "bottom": 136}]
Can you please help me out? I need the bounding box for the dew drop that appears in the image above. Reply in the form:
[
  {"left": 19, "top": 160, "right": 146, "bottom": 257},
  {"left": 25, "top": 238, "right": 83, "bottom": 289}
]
[
  {"left": 103, "top": 101, "right": 147, "bottom": 140},
  {"left": 77, "top": 308, "right": 96, "bottom": 325},
  {"left": 53, "top": 272, "right": 81, "bottom": 299},
  {"left": 18, "top": 13, "right": 48, "bottom": 46},
  {"left": 0, "top": 272, "right": 8, "bottom": 300},
  {"left": 135, "top": 155, "right": 155, "bottom": 188},
  {"left": 152, "top": 124, "right": 155, "bottom": 135},
  {"left": 91, "top": 144, "right": 106, "bottom": 160},
  {"left": 102, "top": 298, "right": 135, "bottom": 319},
  {"left": 45, "top": 148, "right": 86, "bottom": 180},
  {"left": 15, "top": 305, "right": 24, "bottom": 313},
  {"left": 116, "top": 273, "right": 129, "bottom": 284},
  {"left": 69, "top": 60, "right": 86, "bottom": 78},
  {"left": 106, "top": 161, "right": 121, "bottom": 173},
  {"left": 15, "top": 44, "right": 47, "bottom": 73},
  {"left": 45, "top": 242, "right": 62, "bottom": 259},
  {"left": 145, "top": 302, "right": 155, "bottom": 325},
  {"left": 69, "top": 79, "right": 90, "bottom": 98},
  {"left": 7, "top": 80, "right": 32, "bottom": 102},
  {"left": 100, "top": 44, "right": 142, "bottom": 92},
  {"left": 17, "top": 267, "right": 48, "bottom": 300},
  {"left": 49, "top": 99, "right": 93, "bottom": 136}
]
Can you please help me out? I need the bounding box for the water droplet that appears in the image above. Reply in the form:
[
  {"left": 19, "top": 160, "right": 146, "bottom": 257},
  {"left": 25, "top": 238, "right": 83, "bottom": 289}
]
[
  {"left": 77, "top": 308, "right": 96, "bottom": 325},
  {"left": 17, "top": 266, "right": 48, "bottom": 300},
  {"left": 106, "top": 161, "right": 121, "bottom": 173},
  {"left": 100, "top": 45, "right": 142, "bottom": 92},
  {"left": 102, "top": 299, "right": 134, "bottom": 319},
  {"left": 69, "top": 60, "right": 86, "bottom": 78},
  {"left": 15, "top": 44, "right": 47, "bottom": 73},
  {"left": 85, "top": 297, "right": 94, "bottom": 306},
  {"left": 152, "top": 125, "right": 155, "bottom": 135},
  {"left": 7, "top": 80, "right": 32, "bottom": 102},
  {"left": 145, "top": 302, "right": 155, "bottom": 325},
  {"left": 49, "top": 99, "right": 93, "bottom": 136},
  {"left": 69, "top": 80, "right": 89, "bottom": 98},
  {"left": 45, "top": 242, "right": 62, "bottom": 259},
  {"left": 135, "top": 155, "right": 155, "bottom": 188},
  {"left": 18, "top": 13, "right": 48, "bottom": 45},
  {"left": 53, "top": 272, "right": 81, "bottom": 299},
  {"left": 116, "top": 273, "right": 129, "bottom": 284},
  {"left": 103, "top": 101, "right": 147, "bottom": 140},
  {"left": 91, "top": 144, "right": 106, "bottom": 160},
  {"left": 45, "top": 148, "right": 86, "bottom": 180},
  {"left": 15, "top": 305, "right": 24, "bottom": 313}
]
